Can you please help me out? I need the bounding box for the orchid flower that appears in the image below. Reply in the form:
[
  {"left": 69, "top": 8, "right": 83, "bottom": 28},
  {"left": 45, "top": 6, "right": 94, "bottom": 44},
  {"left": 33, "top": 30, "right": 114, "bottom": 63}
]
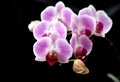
[
  {"left": 41, "top": 1, "right": 74, "bottom": 31},
  {"left": 70, "top": 34, "right": 93, "bottom": 59},
  {"left": 33, "top": 21, "right": 67, "bottom": 43},
  {"left": 78, "top": 5, "right": 113, "bottom": 37},
  {"left": 33, "top": 37, "right": 73, "bottom": 66},
  {"left": 71, "top": 14, "right": 96, "bottom": 37},
  {"left": 28, "top": 1, "right": 114, "bottom": 74}
]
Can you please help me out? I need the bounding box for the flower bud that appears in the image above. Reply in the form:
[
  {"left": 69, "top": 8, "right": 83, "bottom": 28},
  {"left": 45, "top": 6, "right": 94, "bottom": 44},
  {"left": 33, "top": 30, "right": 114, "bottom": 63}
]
[
  {"left": 73, "top": 59, "right": 89, "bottom": 74},
  {"left": 28, "top": 20, "right": 40, "bottom": 32}
]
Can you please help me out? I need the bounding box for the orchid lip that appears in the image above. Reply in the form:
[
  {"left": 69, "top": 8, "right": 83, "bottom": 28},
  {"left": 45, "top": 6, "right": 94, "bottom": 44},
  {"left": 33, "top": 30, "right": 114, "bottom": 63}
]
[
  {"left": 75, "top": 47, "right": 87, "bottom": 59},
  {"left": 46, "top": 50, "right": 58, "bottom": 66},
  {"left": 42, "top": 33, "right": 51, "bottom": 37},
  {"left": 85, "top": 29, "right": 92, "bottom": 37},
  {"left": 96, "top": 22, "right": 103, "bottom": 33}
]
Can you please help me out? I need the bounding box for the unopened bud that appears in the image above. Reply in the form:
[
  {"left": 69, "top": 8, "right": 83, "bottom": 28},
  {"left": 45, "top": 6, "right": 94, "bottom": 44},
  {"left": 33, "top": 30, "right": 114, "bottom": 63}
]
[
  {"left": 28, "top": 20, "right": 40, "bottom": 32},
  {"left": 73, "top": 59, "right": 89, "bottom": 74}
]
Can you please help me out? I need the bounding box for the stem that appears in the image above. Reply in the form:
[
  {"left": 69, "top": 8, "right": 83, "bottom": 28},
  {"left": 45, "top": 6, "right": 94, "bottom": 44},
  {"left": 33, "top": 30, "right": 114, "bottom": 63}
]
[
  {"left": 104, "top": 37, "right": 120, "bottom": 60},
  {"left": 67, "top": 31, "right": 72, "bottom": 35},
  {"left": 107, "top": 73, "right": 120, "bottom": 82},
  {"left": 69, "top": 59, "right": 76, "bottom": 61},
  {"left": 59, "top": 59, "right": 76, "bottom": 66}
]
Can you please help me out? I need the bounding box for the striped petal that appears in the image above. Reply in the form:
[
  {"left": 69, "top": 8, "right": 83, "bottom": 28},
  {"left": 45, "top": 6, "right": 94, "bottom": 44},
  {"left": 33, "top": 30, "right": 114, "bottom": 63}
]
[
  {"left": 54, "top": 21, "right": 67, "bottom": 38},
  {"left": 55, "top": 38, "right": 73, "bottom": 63},
  {"left": 41, "top": 6, "right": 56, "bottom": 21},
  {"left": 95, "top": 10, "right": 113, "bottom": 37},
  {"left": 78, "top": 35, "right": 93, "bottom": 55},
  {"left": 55, "top": 1, "right": 65, "bottom": 13},
  {"left": 33, "top": 37, "right": 52, "bottom": 61},
  {"left": 79, "top": 15, "right": 96, "bottom": 36},
  {"left": 70, "top": 33, "right": 77, "bottom": 50},
  {"left": 78, "top": 5, "right": 96, "bottom": 17},
  {"left": 61, "top": 7, "right": 73, "bottom": 31},
  {"left": 33, "top": 21, "right": 49, "bottom": 40}
]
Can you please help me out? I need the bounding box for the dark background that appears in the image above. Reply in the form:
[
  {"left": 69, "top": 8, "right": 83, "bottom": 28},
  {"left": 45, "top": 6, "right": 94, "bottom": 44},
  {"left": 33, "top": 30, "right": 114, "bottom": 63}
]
[{"left": 3, "top": 0, "right": 120, "bottom": 82}]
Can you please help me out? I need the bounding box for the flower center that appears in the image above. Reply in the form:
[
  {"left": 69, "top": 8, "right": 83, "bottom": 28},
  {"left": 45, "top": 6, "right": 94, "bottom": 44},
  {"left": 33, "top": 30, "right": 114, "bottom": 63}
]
[
  {"left": 96, "top": 22, "right": 103, "bottom": 33},
  {"left": 85, "top": 29, "right": 92, "bottom": 36},
  {"left": 75, "top": 47, "right": 87, "bottom": 59},
  {"left": 42, "top": 33, "right": 51, "bottom": 37},
  {"left": 46, "top": 50, "right": 58, "bottom": 66}
]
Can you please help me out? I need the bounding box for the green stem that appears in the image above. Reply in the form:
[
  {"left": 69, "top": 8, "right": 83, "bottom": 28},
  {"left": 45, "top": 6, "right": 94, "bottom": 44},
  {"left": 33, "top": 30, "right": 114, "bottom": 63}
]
[
  {"left": 107, "top": 73, "right": 120, "bottom": 82},
  {"left": 69, "top": 59, "right": 75, "bottom": 61}
]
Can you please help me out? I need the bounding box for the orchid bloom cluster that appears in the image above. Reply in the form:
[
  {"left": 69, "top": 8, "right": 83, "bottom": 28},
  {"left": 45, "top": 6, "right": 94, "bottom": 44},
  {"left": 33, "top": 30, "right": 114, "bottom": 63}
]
[{"left": 28, "top": 1, "right": 112, "bottom": 74}]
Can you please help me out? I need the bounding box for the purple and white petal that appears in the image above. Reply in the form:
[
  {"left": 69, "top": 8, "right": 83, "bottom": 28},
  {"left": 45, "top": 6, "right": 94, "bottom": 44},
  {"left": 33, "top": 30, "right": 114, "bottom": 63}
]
[
  {"left": 50, "top": 32, "right": 60, "bottom": 44},
  {"left": 33, "top": 21, "right": 49, "bottom": 40},
  {"left": 55, "top": 1, "right": 65, "bottom": 13},
  {"left": 78, "top": 5, "right": 96, "bottom": 17},
  {"left": 70, "top": 33, "right": 77, "bottom": 50},
  {"left": 55, "top": 38, "right": 73, "bottom": 63},
  {"left": 41, "top": 6, "right": 56, "bottom": 21},
  {"left": 80, "top": 15, "right": 96, "bottom": 35},
  {"left": 96, "top": 10, "right": 113, "bottom": 36},
  {"left": 33, "top": 37, "right": 52, "bottom": 61},
  {"left": 54, "top": 21, "right": 67, "bottom": 38},
  {"left": 78, "top": 35, "right": 93, "bottom": 55},
  {"left": 71, "top": 15, "right": 80, "bottom": 33},
  {"left": 61, "top": 7, "right": 73, "bottom": 31}
]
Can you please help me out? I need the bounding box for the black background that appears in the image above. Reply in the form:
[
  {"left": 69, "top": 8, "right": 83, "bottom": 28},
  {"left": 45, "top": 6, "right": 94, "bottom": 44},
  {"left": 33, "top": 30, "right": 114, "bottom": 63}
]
[{"left": 3, "top": 0, "right": 120, "bottom": 82}]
